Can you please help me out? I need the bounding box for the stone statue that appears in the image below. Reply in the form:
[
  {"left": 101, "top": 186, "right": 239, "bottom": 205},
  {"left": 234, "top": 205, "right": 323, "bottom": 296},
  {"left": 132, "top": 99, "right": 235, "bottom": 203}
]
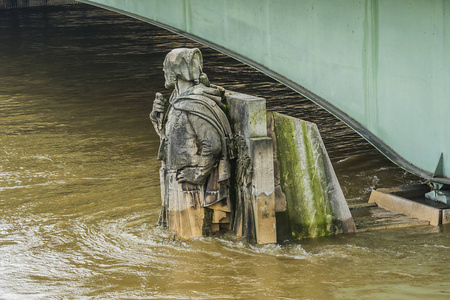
[{"left": 150, "top": 48, "right": 233, "bottom": 239}]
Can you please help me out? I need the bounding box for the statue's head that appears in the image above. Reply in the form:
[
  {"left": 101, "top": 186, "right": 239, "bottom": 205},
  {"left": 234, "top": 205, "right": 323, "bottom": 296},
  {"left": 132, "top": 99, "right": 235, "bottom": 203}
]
[{"left": 163, "top": 48, "right": 203, "bottom": 89}]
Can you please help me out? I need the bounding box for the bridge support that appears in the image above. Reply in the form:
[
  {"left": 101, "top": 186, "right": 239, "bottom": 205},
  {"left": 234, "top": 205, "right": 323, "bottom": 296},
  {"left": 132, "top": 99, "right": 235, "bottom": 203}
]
[{"left": 227, "top": 91, "right": 355, "bottom": 243}]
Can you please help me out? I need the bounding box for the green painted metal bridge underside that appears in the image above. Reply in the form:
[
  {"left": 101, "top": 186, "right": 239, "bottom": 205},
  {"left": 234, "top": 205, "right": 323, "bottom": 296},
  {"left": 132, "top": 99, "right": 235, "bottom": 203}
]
[{"left": 78, "top": 0, "right": 450, "bottom": 184}]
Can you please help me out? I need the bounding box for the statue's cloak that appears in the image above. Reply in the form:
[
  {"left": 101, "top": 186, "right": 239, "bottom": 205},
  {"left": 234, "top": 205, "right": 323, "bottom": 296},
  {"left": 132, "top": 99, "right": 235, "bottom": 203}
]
[{"left": 163, "top": 86, "right": 233, "bottom": 206}]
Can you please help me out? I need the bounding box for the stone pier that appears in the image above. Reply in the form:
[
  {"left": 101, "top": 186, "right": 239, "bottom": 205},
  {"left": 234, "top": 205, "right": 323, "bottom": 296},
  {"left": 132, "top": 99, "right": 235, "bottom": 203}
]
[
  {"left": 226, "top": 91, "right": 355, "bottom": 243},
  {"left": 226, "top": 91, "right": 277, "bottom": 244}
]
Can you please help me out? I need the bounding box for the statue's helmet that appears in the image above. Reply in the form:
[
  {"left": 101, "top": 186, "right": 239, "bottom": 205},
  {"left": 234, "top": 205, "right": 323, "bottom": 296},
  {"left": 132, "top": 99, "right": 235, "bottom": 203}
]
[{"left": 163, "top": 48, "right": 203, "bottom": 88}]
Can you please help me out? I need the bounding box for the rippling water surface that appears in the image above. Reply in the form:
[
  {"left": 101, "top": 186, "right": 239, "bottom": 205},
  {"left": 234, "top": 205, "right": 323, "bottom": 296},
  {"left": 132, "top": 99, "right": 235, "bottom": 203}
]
[{"left": 1, "top": 4, "right": 449, "bottom": 299}]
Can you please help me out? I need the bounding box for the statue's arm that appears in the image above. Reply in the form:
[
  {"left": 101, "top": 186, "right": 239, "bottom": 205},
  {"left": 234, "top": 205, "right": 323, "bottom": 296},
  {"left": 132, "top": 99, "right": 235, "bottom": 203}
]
[
  {"left": 150, "top": 92, "right": 168, "bottom": 137},
  {"left": 150, "top": 117, "right": 161, "bottom": 137},
  {"left": 176, "top": 114, "right": 222, "bottom": 184}
]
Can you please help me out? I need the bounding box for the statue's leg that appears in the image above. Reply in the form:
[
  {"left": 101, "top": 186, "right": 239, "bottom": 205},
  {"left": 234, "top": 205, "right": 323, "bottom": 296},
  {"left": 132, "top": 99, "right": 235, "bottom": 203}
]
[
  {"left": 180, "top": 183, "right": 205, "bottom": 238},
  {"left": 165, "top": 172, "right": 205, "bottom": 240}
]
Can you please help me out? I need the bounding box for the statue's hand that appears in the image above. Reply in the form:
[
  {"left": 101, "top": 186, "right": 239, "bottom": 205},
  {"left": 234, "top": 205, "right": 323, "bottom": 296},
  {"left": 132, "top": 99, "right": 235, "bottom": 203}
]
[
  {"left": 176, "top": 167, "right": 206, "bottom": 184},
  {"left": 150, "top": 92, "right": 167, "bottom": 121}
]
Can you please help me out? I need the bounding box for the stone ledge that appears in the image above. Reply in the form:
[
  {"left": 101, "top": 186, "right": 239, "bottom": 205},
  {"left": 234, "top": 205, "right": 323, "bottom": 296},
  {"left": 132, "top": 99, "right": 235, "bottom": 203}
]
[
  {"left": 368, "top": 185, "right": 450, "bottom": 226},
  {"left": 356, "top": 220, "right": 430, "bottom": 233},
  {"left": 352, "top": 206, "right": 431, "bottom": 232}
]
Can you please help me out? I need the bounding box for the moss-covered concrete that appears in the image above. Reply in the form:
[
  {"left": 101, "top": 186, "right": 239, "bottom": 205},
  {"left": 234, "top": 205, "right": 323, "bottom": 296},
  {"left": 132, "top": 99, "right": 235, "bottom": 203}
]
[{"left": 272, "top": 112, "right": 355, "bottom": 240}]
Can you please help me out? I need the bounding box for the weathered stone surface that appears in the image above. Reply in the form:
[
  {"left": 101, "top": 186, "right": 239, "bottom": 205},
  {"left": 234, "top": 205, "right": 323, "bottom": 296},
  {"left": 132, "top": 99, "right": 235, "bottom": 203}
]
[
  {"left": 226, "top": 92, "right": 277, "bottom": 244},
  {"left": 274, "top": 185, "right": 287, "bottom": 212},
  {"left": 272, "top": 112, "right": 356, "bottom": 240},
  {"left": 250, "top": 137, "right": 277, "bottom": 244},
  {"left": 442, "top": 209, "right": 450, "bottom": 224},
  {"left": 151, "top": 48, "right": 233, "bottom": 239},
  {"left": 267, "top": 112, "right": 286, "bottom": 212},
  {"left": 226, "top": 91, "right": 266, "bottom": 140},
  {"left": 369, "top": 189, "right": 442, "bottom": 226}
]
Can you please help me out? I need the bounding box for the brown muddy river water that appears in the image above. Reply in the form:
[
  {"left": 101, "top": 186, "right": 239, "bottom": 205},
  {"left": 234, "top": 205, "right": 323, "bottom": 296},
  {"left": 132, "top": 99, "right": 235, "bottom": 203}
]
[{"left": 1, "top": 4, "right": 449, "bottom": 299}]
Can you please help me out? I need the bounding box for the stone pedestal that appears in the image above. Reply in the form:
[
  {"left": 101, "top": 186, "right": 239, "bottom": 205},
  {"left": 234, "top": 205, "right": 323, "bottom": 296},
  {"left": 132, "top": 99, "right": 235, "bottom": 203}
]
[
  {"left": 226, "top": 91, "right": 277, "bottom": 244},
  {"left": 226, "top": 92, "right": 354, "bottom": 243}
]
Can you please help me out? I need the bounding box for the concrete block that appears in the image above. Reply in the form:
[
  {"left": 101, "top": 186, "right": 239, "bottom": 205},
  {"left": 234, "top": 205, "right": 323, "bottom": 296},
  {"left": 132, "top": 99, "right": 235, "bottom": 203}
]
[
  {"left": 369, "top": 190, "right": 441, "bottom": 226},
  {"left": 272, "top": 112, "right": 355, "bottom": 240},
  {"left": 226, "top": 91, "right": 267, "bottom": 140},
  {"left": 228, "top": 93, "right": 276, "bottom": 244}
]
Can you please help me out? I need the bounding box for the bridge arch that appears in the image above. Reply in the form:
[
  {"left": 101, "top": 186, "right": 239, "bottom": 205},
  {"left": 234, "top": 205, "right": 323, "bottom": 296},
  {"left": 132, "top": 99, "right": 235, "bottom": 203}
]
[{"left": 78, "top": 0, "right": 450, "bottom": 184}]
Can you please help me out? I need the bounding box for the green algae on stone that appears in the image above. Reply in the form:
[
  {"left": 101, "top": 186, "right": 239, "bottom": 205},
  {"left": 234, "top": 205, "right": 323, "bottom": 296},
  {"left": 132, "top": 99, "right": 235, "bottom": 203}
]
[{"left": 272, "top": 112, "right": 355, "bottom": 240}]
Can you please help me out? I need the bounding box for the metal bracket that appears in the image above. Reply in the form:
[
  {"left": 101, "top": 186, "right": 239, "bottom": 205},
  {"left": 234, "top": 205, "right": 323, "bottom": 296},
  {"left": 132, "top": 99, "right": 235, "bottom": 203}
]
[
  {"left": 425, "top": 181, "right": 450, "bottom": 205},
  {"left": 425, "top": 153, "right": 450, "bottom": 204}
]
